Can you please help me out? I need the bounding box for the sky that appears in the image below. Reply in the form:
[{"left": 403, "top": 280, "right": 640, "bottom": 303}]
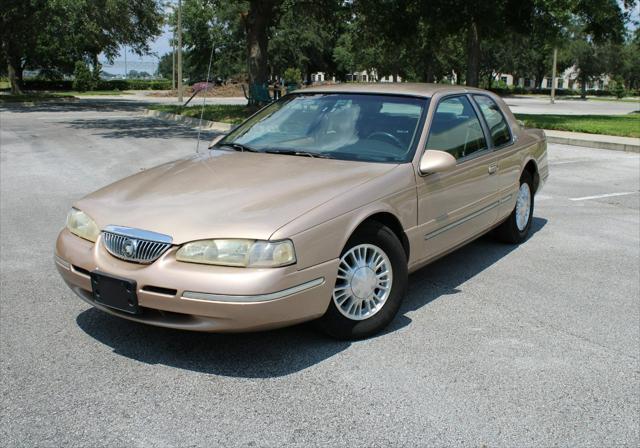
[{"left": 100, "top": 24, "right": 172, "bottom": 76}]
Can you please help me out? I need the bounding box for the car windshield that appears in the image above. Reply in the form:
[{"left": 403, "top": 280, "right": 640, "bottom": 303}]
[{"left": 218, "top": 93, "right": 429, "bottom": 163}]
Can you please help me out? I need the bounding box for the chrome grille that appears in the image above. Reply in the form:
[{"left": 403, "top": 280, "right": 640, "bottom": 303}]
[{"left": 101, "top": 225, "right": 172, "bottom": 264}]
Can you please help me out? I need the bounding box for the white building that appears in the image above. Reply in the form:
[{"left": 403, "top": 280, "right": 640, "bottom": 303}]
[
  {"left": 493, "top": 66, "right": 610, "bottom": 91},
  {"left": 311, "top": 70, "right": 402, "bottom": 83}
]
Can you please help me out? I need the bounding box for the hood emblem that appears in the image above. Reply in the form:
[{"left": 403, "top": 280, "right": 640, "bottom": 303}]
[{"left": 122, "top": 238, "right": 138, "bottom": 257}]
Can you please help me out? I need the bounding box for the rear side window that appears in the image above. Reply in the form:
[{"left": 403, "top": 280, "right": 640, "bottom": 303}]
[
  {"left": 473, "top": 95, "right": 512, "bottom": 147},
  {"left": 425, "top": 96, "right": 487, "bottom": 159}
]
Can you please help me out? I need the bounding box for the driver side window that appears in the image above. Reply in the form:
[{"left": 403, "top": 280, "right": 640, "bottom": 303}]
[{"left": 425, "top": 96, "right": 487, "bottom": 160}]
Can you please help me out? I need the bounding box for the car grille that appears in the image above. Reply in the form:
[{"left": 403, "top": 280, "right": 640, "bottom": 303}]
[{"left": 102, "top": 227, "right": 172, "bottom": 264}]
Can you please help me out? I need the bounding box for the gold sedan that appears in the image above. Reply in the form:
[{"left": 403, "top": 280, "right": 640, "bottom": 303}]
[{"left": 55, "top": 83, "right": 548, "bottom": 339}]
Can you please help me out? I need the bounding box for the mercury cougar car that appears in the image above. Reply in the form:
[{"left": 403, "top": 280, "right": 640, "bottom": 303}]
[{"left": 55, "top": 83, "right": 548, "bottom": 339}]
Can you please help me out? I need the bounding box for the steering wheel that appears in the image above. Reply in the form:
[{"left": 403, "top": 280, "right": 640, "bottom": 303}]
[{"left": 367, "top": 131, "right": 403, "bottom": 149}]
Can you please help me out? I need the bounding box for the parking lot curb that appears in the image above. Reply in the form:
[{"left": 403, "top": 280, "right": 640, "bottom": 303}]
[
  {"left": 543, "top": 129, "right": 639, "bottom": 153},
  {"left": 144, "top": 109, "right": 233, "bottom": 133}
]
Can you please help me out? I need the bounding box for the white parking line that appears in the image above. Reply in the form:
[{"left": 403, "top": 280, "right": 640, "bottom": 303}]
[{"left": 569, "top": 191, "right": 638, "bottom": 201}]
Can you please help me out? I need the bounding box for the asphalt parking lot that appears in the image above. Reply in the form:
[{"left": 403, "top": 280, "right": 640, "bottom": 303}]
[{"left": 1, "top": 99, "right": 639, "bottom": 447}]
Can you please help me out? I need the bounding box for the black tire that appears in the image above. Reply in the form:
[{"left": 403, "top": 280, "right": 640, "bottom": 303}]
[
  {"left": 318, "top": 222, "right": 408, "bottom": 340},
  {"left": 494, "top": 171, "right": 535, "bottom": 244}
]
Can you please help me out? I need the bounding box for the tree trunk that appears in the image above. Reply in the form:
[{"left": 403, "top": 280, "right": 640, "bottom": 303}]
[
  {"left": 425, "top": 64, "right": 434, "bottom": 83},
  {"left": 534, "top": 69, "right": 544, "bottom": 89},
  {"left": 466, "top": 20, "right": 480, "bottom": 87},
  {"left": 243, "top": 0, "right": 274, "bottom": 86},
  {"left": 7, "top": 56, "right": 22, "bottom": 95},
  {"left": 92, "top": 53, "right": 101, "bottom": 83}
]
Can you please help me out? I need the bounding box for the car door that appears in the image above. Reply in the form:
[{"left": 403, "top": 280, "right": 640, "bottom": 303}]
[
  {"left": 414, "top": 94, "right": 501, "bottom": 262},
  {"left": 471, "top": 94, "right": 522, "bottom": 220}
]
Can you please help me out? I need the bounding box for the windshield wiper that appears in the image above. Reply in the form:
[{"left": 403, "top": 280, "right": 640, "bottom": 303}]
[
  {"left": 264, "top": 148, "right": 332, "bottom": 159},
  {"left": 220, "top": 143, "right": 259, "bottom": 153}
]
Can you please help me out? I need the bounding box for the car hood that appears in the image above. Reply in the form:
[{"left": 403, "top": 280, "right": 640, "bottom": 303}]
[{"left": 76, "top": 150, "right": 399, "bottom": 244}]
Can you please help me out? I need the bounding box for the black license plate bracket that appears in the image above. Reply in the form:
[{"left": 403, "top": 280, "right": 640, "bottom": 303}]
[{"left": 90, "top": 271, "right": 140, "bottom": 315}]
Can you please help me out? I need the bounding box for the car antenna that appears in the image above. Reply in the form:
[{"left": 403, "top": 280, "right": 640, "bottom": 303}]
[{"left": 195, "top": 33, "right": 217, "bottom": 154}]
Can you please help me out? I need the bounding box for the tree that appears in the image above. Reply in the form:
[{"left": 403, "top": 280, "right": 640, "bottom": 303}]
[
  {"left": 241, "top": 0, "right": 278, "bottom": 85},
  {"left": 72, "top": 61, "right": 95, "bottom": 91},
  {"left": 270, "top": 0, "right": 347, "bottom": 82},
  {"left": 0, "top": 0, "right": 163, "bottom": 94},
  {"left": 1, "top": 0, "right": 56, "bottom": 94},
  {"left": 619, "top": 28, "right": 640, "bottom": 91},
  {"left": 352, "top": 0, "right": 422, "bottom": 81},
  {"left": 347, "top": 0, "right": 635, "bottom": 89},
  {"left": 156, "top": 52, "right": 175, "bottom": 79},
  {"left": 67, "top": 0, "right": 164, "bottom": 79},
  {"left": 565, "top": 0, "right": 631, "bottom": 98},
  {"left": 611, "top": 76, "right": 626, "bottom": 99},
  {"left": 178, "top": 0, "right": 346, "bottom": 85},
  {"left": 176, "top": 0, "right": 245, "bottom": 82}
]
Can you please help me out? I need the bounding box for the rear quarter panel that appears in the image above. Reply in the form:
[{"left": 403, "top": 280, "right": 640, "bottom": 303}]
[{"left": 491, "top": 95, "right": 548, "bottom": 220}]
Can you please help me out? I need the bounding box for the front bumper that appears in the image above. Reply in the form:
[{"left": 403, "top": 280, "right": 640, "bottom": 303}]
[{"left": 55, "top": 229, "right": 338, "bottom": 332}]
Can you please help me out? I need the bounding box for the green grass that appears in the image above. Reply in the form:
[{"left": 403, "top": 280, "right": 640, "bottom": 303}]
[
  {"left": 515, "top": 113, "right": 640, "bottom": 138},
  {"left": 148, "top": 104, "right": 251, "bottom": 124},
  {"left": 0, "top": 80, "right": 10, "bottom": 90},
  {"left": 563, "top": 96, "right": 640, "bottom": 103}
]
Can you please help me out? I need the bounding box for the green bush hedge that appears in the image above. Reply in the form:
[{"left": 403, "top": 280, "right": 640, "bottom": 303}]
[
  {"left": 487, "top": 86, "right": 636, "bottom": 97},
  {"left": 489, "top": 86, "right": 580, "bottom": 96},
  {"left": 21, "top": 79, "right": 171, "bottom": 91}
]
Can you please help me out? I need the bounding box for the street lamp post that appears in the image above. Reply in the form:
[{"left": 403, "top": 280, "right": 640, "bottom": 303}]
[
  {"left": 172, "top": 37, "right": 176, "bottom": 90},
  {"left": 177, "top": 0, "right": 183, "bottom": 103},
  {"left": 550, "top": 47, "right": 558, "bottom": 104}
]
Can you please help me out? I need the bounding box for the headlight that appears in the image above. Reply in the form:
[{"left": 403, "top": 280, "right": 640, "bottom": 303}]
[
  {"left": 176, "top": 239, "right": 296, "bottom": 268},
  {"left": 66, "top": 208, "right": 100, "bottom": 242}
]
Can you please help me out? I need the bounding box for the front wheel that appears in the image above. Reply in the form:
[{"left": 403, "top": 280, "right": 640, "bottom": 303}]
[
  {"left": 318, "top": 222, "right": 408, "bottom": 340},
  {"left": 495, "top": 172, "right": 534, "bottom": 244}
]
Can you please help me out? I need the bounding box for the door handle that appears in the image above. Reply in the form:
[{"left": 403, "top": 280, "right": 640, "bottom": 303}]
[{"left": 488, "top": 163, "right": 498, "bottom": 175}]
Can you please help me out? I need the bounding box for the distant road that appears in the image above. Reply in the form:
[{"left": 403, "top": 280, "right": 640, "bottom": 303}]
[
  {"left": 505, "top": 96, "right": 639, "bottom": 115},
  {"left": 77, "top": 91, "right": 248, "bottom": 106},
  {"left": 75, "top": 91, "right": 640, "bottom": 116}
]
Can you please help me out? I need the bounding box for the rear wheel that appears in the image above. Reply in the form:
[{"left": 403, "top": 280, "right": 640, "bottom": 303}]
[
  {"left": 495, "top": 172, "right": 534, "bottom": 244},
  {"left": 318, "top": 222, "right": 408, "bottom": 340}
]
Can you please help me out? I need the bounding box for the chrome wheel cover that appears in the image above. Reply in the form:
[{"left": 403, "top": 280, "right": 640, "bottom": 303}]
[
  {"left": 333, "top": 244, "right": 393, "bottom": 321},
  {"left": 516, "top": 183, "right": 532, "bottom": 231}
]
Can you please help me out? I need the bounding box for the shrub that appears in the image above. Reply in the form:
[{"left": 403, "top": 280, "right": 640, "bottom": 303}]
[
  {"left": 72, "top": 61, "right": 95, "bottom": 92},
  {"left": 21, "top": 78, "right": 171, "bottom": 91},
  {"left": 611, "top": 77, "right": 626, "bottom": 99},
  {"left": 21, "top": 79, "right": 74, "bottom": 90},
  {"left": 283, "top": 67, "right": 302, "bottom": 85}
]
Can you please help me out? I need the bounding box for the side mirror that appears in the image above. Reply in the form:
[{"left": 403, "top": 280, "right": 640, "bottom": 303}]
[
  {"left": 419, "top": 150, "right": 456, "bottom": 175},
  {"left": 208, "top": 134, "right": 225, "bottom": 148}
]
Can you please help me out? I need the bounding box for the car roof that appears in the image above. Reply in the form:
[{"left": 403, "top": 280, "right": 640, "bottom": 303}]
[{"left": 291, "top": 82, "right": 486, "bottom": 98}]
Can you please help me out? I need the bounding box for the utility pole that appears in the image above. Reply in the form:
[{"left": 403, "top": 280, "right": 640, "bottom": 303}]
[
  {"left": 177, "top": 0, "right": 183, "bottom": 103},
  {"left": 550, "top": 47, "right": 558, "bottom": 104},
  {"left": 172, "top": 36, "right": 176, "bottom": 90},
  {"left": 124, "top": 45, "right": 127, "bottom": 79}
]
